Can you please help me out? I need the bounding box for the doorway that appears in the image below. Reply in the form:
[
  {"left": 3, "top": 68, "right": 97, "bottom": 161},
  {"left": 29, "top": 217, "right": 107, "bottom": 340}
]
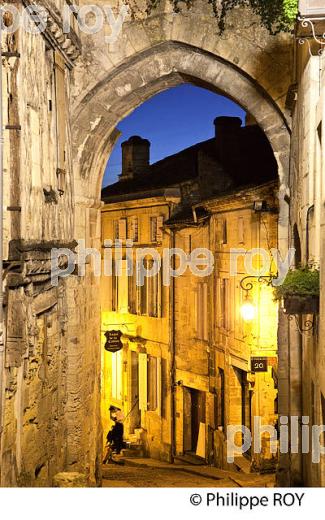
[
  {"left": 183, "top": 387, "right": 206, "bottom": 454},
  {"left": 129, "top": 351, "right": 141, "bottom": 433}
]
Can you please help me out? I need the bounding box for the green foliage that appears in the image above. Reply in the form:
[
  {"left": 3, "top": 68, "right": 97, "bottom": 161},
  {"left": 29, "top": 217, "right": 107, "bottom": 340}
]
[
  {"left": 144, "top": 0, "right": 299, "bottom": 34},
  {"left": 274, "top": 268, "right": 320, "bottom": 300}
]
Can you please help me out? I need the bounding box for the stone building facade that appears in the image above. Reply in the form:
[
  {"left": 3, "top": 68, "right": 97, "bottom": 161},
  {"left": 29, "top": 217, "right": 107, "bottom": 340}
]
[
  {"left": 100, "top": 121, "right": 279, "bottom": 469},
  {"left": 169, "top": 181, "right": 278, "bottom": 471},
  {"left": 3, "top": 0, "right": 320, "bottom": 487},
  {"left": 276, "top": 1, "right": 325, "bottom": 487}
]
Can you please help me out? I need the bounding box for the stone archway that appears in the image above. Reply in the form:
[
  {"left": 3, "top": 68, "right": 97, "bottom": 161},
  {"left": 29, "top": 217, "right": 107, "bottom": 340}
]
[{"left": 66, "top": 1, "right": 292, "bottom": 484}]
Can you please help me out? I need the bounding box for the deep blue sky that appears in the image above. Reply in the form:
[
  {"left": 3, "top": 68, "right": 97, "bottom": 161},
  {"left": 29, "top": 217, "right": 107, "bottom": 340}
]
[{"left": 103, "top": 84, "right": 246, "bottom": 187}]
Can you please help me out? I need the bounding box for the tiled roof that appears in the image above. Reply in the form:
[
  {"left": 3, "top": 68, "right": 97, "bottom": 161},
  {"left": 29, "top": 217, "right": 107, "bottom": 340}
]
[{"left": 102, "top": 124, "right": 278, "bottom": 201}]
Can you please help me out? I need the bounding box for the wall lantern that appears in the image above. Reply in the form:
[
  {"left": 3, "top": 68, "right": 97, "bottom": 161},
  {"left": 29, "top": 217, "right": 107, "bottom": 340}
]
[
  {"left": 239, "top": 275, "right": 275, "bottom": 322},
  {"left": 240, "top": 298, "right": 256, "bottom": 322}
]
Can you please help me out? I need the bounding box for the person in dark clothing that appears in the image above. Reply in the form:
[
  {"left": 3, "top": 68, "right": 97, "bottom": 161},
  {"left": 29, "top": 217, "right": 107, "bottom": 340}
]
[
  {"left": 106, "top": 418, "right": 124, "bottom": 454},
  {"left": 103, "top": 406, "right": 125, "bottom": 464}
]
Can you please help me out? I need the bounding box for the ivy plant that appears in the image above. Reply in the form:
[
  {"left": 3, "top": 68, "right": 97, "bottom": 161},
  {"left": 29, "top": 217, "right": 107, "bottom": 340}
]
[
  {"left": 274, "top": 268, "right": 320, "bottom": 301},
  {"left": 144, "top": 0, "right": 299, "bottom": 34}
]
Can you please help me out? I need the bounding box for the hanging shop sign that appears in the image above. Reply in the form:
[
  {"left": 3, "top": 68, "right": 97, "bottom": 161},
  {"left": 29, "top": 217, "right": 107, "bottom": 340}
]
[
  {"left": 104, "top": 330, "right": 123, "bottom": 353},
  {"left": 251, "top": 357, "right": 268, "bottom": 373}
]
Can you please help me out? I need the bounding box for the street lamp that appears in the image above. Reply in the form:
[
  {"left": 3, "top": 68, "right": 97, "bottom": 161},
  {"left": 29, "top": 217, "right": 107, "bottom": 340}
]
[
  {"left": 239, "top": 274, "right": 275, "bottom": 322},
  {"left": 240, "top": 299, "right": 256, "bottom": 322}
]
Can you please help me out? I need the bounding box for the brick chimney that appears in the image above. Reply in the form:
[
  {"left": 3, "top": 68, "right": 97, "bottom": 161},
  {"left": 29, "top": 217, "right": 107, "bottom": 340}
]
[
  {"left": 214, "top": 116, "right": 242, "bottom": 137},
  {"left": 120, "top": 135, "right": 150, "bottom": 180},
  {"left": 214, "top": 116, "right": 242, "bottom": 164}
]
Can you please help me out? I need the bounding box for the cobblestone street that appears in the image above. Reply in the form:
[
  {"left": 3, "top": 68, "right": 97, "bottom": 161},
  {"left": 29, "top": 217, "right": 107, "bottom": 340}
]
[{"left": 102, "top": 459, "right": 275, "bottom": 488}]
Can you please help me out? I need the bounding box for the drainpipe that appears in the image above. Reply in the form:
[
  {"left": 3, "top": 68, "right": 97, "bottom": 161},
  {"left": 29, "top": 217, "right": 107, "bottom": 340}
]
[
  {"left": 306, "top": 204, "right": 314, "bottom": 264},
  {"left": 0, "top": 20, "right": 5, "bottom": 462},
  {"left": 170, "top": 226, "right": 176, "bottom": 463}
]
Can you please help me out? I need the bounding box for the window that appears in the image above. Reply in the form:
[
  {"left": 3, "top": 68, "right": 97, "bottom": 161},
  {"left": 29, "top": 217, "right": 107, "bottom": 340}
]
[
  {"left": 138, "top": 354, "right": 161, "bottom": 414},
  {"left": 217, "top": 368, "right": 225, "bottom": 429},
  {"left": 113, "top": 220, "right": 118, "bottom": 240},
  {"left": 129, "top": 216, "right": 139, "bottom": 242},
  {"left": 147, "top": 356, "right": 158, "bottom": 411},
  {"left": 128, "top": 264, "right": 138, "bottom": 314},
  {"left": 111, "top": 259, "right": 118, "bottom": 311},
  {"left": 111, "top": 349, "right": 122, "bottom": 401},
  {"left": 161, "top": 358, "right": 168, "bottom": 419},
  {"left": 238, "top": 217, "right": 244, "bottom": 244},
  {"left": 150, "top": 216, "right": 164, "bottom": 243},
  {"left": 139, "top": 258, "right": 162, "bottom": 317},
  {"left": 219, "top": 278, "right": 230, "bottom": 330},
  {"left": 117, "top": 259, "right": 128, "bottom": 313},
  {"left": 184, "top": 234, "right": 192, "bottom": 254},
  {"left": 196, "top": 282, "right": 208, "bottom": 340},
  {"left": 222, "top": 219, "right": 228, "bottom": 245},
  {"left": 118, "top": 218, "right": 127, "bottom": 241},
  {"left": 216, "top": 218, "right": 227, "bottom": 246},
  {"left": 139, "top": 353, "right": 148, "bottom": 411},
  {"left": 111, "top": 259, "right": 128, "bottom": 312}
]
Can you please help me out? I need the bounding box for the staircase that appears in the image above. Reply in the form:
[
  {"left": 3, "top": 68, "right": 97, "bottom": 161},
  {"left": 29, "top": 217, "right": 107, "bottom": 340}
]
[{"left": 122, "top": 429, "right": 146, "bottom": 458}]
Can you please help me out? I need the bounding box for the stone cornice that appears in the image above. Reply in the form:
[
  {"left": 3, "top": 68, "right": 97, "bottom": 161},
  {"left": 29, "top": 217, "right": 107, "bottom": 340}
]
[{"left": 22, "top": 0, "right": 82, "bottom": 67}]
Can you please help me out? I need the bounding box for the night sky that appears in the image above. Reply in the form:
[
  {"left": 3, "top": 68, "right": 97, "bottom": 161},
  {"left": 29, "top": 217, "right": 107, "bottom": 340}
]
[{"left": 102, "top": 84, "right": 246, "bottom": 187}]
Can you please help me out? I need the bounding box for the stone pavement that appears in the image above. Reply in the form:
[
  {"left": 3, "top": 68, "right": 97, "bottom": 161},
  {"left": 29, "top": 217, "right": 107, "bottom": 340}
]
[{"left": 102, "top": 458, "right": 275, "bottom": 488}]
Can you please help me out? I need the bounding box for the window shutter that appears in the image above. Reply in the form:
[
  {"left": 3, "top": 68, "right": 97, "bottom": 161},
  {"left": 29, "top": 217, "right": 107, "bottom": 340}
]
[
  {"left": 184, "top": 234, "right": 192, "bottom": 254},
  {"left": 130, "top": 216, "right": 138, "bottom": 242},
  {"left": 156, "top": 216, "right": 164, "bottom": 242},
  {"left": 238, "top": 217, "right": 244, "bottom": 244},
  {"left": 216, "top": 219, "right": 222, "bottom": 247},
  {"left": 118, "top": 259, "right": 128, "bottom": 313},
  {"left": 194, "top": 288, "right": 198, "bottom": 338},
  {"left": 150, "top": 217, "right": 157, "bottom": 242},
  {"left": 222, "top": 219, "right": 228, "bottom": 245},
  {"left": 157, "top": 269, "right": 162, "bottom": 318},
  {"left": 196, "top": 285, "right": 202, "bottom": 339},
  {"left": 157, "top": 357, "right": 162, "bottom": 416},
  {"left": 118, "top": 218, "right": 127, "bottom": 241},
  {"left": 138, "top": 353, "right": 148, "bottom": 411},
  {"left": 203, "top": 282, "right": 208, "bottom": 341}
]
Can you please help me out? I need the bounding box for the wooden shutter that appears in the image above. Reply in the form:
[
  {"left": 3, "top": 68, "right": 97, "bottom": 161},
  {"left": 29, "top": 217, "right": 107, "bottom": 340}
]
[
  {"left": 138, "top": 353, "right": 148, "bottom": 411},
  {"left": 150, "top": 217, "right": 157, "bottom": 242},
  {"left": 238, "top": 217, "right": 244, "bottom": 244},
  {"left": 156, "top": 216, "right": 164, "bottom": 242},
  {"left": 118, "top": 259, "right": 128, "bottom": 313},
  {"left": 157, "top": 357, "right": 162, "bottom": 416},
  {"left": 203, "top": 282, "right": 208, "bottom": 340},
  {"left": 118, "top": 218, "right": 127, "bottom": 241},
  {"left": 222, "top": 219, "right": 228, "bottom": 244},
  {"left": 157, "top": 268, "right": 162, "bottom": 318},
  {"left": 130, "top": 216, "right": 138, "bottom": 242}
]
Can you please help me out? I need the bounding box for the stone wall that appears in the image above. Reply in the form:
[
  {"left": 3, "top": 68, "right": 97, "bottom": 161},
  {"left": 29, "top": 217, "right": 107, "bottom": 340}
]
[
  {"left": 278, "top": 40, "right": 325, "bottom": 486},
  {"left": 0, "top": 1, "right": 101, "bottom": 486},
  {"left": 1, "top": 0, "right": 293, "bottom": 486}
]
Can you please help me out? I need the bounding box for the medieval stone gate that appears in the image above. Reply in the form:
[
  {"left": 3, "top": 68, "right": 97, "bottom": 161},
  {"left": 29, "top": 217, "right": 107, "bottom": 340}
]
[{"left": 1, "top": 0, "right": 292, "bottom": 486}]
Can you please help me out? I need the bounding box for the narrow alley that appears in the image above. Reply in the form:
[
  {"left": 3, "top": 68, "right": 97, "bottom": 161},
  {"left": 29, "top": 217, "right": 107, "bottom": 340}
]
[{"left": 102, "top": 459, "right": 275, "bottom": 488}]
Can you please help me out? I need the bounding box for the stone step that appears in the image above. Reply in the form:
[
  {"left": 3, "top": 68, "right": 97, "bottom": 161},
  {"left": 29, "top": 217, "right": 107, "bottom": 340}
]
[
  {"left": 174, "top": 453, "right": 206, "bottom": 466},
  {"left": 121, "top": 447, "right": 146, "bottom": 458}
]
